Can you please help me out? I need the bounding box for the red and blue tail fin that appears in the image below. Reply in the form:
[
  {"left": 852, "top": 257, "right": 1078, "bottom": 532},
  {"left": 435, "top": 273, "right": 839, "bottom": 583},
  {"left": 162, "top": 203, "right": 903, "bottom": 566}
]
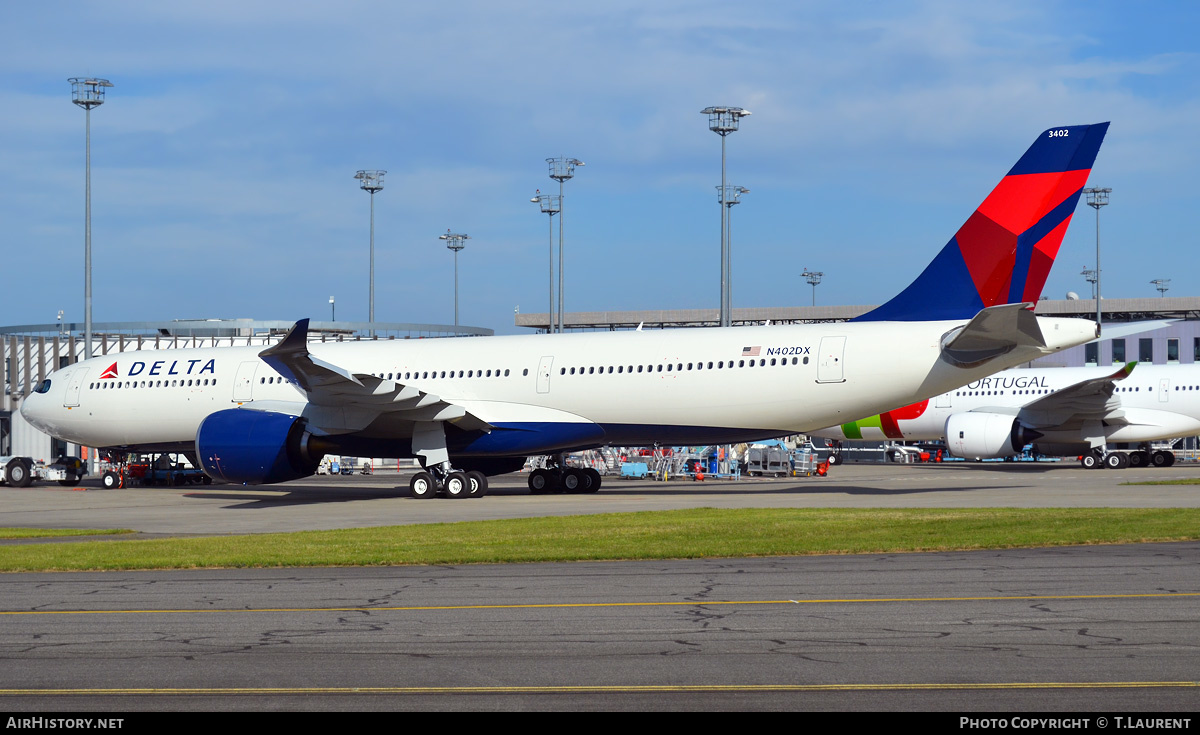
[{"left": 855, "top": 122, "right": 1109, "bottom": 322}]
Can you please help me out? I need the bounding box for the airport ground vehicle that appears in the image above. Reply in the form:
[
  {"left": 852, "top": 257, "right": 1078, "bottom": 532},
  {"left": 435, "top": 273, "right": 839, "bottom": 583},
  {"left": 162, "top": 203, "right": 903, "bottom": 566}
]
[
  {"left": 97, "top": 453, "right": 211, "bottom": 488},
  {"left": 1, "top": 455, "right": 86, "bottom": 487}
]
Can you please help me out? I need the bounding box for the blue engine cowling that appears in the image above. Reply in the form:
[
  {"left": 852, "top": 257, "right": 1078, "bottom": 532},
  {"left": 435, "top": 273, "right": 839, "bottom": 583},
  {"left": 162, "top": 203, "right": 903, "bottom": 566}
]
[{"left": 196, "top": 409, "right": 322, "bottom": 485}]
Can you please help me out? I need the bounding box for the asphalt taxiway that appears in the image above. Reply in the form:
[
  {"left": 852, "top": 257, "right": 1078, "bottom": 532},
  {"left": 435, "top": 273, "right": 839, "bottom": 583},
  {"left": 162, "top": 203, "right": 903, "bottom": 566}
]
[
  {"left": 2, "top": 462, "right": 1198, "bottom": 711},
  {"left": 3, "top": 460, "right": 1200, "bottom": 537}
]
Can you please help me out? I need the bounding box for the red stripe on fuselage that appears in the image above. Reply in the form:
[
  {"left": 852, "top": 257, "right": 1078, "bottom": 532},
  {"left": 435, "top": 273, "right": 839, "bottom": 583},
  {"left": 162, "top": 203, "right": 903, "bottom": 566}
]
[{"left": 878, "top": 400, "right": 929, "bottom": 439}]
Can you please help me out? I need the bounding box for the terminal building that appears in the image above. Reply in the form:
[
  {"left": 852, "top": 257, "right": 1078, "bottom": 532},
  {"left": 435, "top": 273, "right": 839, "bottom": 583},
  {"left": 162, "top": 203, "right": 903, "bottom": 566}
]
[
  {"left": 515, "top": 297, "right": 1200, "bottom": 369},
  {"left": 1, "top": 319, "right": 491, "bottom": 462}
]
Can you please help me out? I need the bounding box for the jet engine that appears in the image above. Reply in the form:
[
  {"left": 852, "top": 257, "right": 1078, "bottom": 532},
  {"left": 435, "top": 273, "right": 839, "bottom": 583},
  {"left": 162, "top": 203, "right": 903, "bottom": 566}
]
[
  {"left": 945, "top": 412, "right": 1042, "bottom": 459},
  {"left": 196, "top": 409, "right": 324, "bottom": 485}
]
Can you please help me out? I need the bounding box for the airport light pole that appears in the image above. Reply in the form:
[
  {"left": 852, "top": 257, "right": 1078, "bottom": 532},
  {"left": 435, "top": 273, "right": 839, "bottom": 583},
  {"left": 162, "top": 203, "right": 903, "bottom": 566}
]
[
  {"left": 439, "top": 231, "right": 470, "bottom": 326},
  {"left": 1151, "top": 279, "right": 1170, "bottom": 297},
  {"left": 702, "top": 106, "right": 750, "bottom": 327},
  {"left": 70, "top": 77, "right": 113, "bottom": 360},
  {"left": 355, "top": 170, "right": 385, "bottom": 336},
  {"left": 1083, "top": 187, "right": 1110, "bottom": 331},
  {"left": 329, "top": 296, "right": 335, "bottom": 321},
  {"left": 531, "top": 190, "right": 561, "bottom": 333},
  {"left": 1081, "top": 267, "right": 1098, "bottom": 301},
  {"left": 547, "top": 157, "right": 583, "bottom": 334},
  {"left": 718, "top": 184, "right": 749, "bottom": 321},
  {"left": 801, "top": 269, "right": 824, "bottom": 307}
]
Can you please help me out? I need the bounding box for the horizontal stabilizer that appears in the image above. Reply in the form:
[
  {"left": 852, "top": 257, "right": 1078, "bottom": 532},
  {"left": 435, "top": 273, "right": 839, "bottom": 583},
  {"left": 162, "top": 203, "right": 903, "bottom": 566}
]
[{"left": 940, "top": 304, "right": 1049, "bottom": 367}]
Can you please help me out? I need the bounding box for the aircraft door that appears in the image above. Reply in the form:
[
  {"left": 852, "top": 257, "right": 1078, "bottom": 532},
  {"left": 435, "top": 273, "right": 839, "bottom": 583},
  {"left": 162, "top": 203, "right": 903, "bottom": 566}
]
[
  {"left": 816, "top": 336, "right": 846, "bottom": 383},
  {"left": 936, "top": 392, "right": 952, "bottom": 408},
  {"left": 536, "top": 356, "right": 554, "bottom": 394},
  {"left": 1159, "top": 378, "right": 1170, "bottom": 403},
  {"left": 64, "top": 368, "right": 88, "bottom": 407},
  {"left": 233, "top": 361, "right": 259, "bottom": 402}
]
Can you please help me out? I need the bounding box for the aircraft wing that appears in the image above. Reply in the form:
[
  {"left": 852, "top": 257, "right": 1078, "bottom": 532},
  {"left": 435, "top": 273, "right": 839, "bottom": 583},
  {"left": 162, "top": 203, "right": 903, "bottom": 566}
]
[
  {"left": 257, "top": 319, "right": 492, "bottom": 433},
  {"left": 1013, "top": 361, "right": 1137, "bottom": 431}
]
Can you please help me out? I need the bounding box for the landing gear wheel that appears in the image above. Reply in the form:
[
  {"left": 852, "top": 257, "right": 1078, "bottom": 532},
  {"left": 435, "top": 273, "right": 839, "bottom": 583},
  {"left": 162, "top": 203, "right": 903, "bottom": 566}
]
[
  {"left": 5, "top": 458, "right": 32, "bottom": 488},
  {"left": 1129, "top": 451, "right": 1148, "bottom": 468},
  {"left": 1104, "top": 452, "right": 1128, "bottom": 470},
  {"left": 529, "top": 469, "right": 554, "bottom": 494},
  {"left": 1080, "top": 453, "right": 1101, "bottom": 470},
  {"left": 562, "top": 468, "right": 586, "bottom": 493},
  {"left": 583, "top": 468, "right": 602, "bottom": 493},
  {"left": 1151, "top": 451, "right": 1173, "bottom": 468},
  {"left": 443, "top": 471, "right": 470, "bottom": 499},
  {"left": 409, "top": 471, "right": 437, "bottom": 499},
  {"left": 466, "top": 470, "right": 488, "bottom": 498},
  {"left": 101, "top": 471, "right": 120, "bottom": 489},
  {"left": 827, "top": 454, "right": 841, "bottom": 466}
]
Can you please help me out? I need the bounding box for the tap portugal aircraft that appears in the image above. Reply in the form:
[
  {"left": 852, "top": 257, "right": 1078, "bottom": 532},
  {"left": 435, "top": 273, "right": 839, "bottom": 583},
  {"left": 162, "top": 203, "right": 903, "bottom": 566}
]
[
  {"left": 21, "top": 123, "right": 1108, "bottom": 497},
  {"left": 813, "top": 362, "right": 1200, "bottom": 469}
]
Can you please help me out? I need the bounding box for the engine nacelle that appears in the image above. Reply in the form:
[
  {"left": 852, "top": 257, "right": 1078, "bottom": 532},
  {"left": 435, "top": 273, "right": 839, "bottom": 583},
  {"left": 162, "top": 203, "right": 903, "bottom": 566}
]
[
  {"left": 196, "top": 409, "right": 322, "bottom": 485},
  {"left": 945, "top": 412, "right": 1041, "bottom": 459}
]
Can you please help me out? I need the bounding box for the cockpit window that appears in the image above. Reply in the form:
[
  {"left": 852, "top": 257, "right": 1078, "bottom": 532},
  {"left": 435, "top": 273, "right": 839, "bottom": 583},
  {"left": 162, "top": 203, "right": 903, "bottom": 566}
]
[{"left": 34, "top": 379, "right": 51, "bottom": 394}]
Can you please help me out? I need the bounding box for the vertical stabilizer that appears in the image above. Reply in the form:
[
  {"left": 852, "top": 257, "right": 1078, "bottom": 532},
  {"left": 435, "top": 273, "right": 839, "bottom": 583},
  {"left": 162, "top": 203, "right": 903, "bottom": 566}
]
[{"left": 855, "top": 123, "right": 1109, "bottom": 322}]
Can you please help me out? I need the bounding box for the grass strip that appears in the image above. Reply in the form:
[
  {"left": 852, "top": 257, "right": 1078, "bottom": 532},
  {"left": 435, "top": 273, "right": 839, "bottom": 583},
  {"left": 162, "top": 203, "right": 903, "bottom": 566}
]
[
  {"left": 1122, "top": 478, "right": 1200, "bottom": 486},
  {"left": 1, "top": 507, "right": 1198, "bottom": 572},
  {"left": 0, "top": 528, "right": 133, "bottom": 539}
]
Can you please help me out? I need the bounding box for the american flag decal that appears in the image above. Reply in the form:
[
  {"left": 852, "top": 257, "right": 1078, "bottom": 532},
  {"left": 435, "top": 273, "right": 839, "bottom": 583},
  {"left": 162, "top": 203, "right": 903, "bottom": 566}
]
[{"left": 742, "top": 346, "right": 760, "bottom": 357}]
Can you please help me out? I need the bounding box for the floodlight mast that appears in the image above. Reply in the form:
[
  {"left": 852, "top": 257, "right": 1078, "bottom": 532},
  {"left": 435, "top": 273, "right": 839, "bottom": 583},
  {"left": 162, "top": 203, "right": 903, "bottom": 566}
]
[
  {"left": 1151, "top": 278, "right": 1170, "bottom": 297},
  {"left": 1083, "top": 187, "right": 1111, "bottom": 331},
  {"left": 439, "top": 231, "right": 470, "bottom": 326},
  {"left": 801, "top": 269, "right": 824, "bottom": 307},
  {"left": 547, "top": 157, "right": 583, "bottom": 333},
  {"left": 718, "top": 185, "right": 749, "bottom": 320},
  {"left": 70, "top": 77, "right": 113, "bottom": 360},
  {"left": 355, "top": 170, "right": 385, "bottom": 336},
  {"left": 1081, "top": 267, "right": 1098, "bottom": 300},
  {"left": 702, "top": 106, "right": 750, "bottom": 327},
  {"left": 531, "top": 190, "right": 561, "bottom": 333}
]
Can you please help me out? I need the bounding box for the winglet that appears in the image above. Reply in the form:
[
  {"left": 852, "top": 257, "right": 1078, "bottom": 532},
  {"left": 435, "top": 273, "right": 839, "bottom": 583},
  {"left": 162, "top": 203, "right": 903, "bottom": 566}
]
[
  {"left": 259, "top": 319, "right": 364, "bottom": 390},
  {"left": 263, "top": 319, "right": 310, "bottom": 357},
  {"left": 258, "top": 319, "right": 310, "bottom": 384},
  {"left": 1112, "top": 361, "right": 1137, "bottom": 380},
  {"left": 855, "top": 123, "right": 1110, "bottom": 322}
]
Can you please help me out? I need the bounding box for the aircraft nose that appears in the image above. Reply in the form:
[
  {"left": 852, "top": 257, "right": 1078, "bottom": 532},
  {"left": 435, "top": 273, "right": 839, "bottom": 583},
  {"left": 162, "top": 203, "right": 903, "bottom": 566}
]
[{"left": 19, "top": 376, "right": 54, "bottom": 432}]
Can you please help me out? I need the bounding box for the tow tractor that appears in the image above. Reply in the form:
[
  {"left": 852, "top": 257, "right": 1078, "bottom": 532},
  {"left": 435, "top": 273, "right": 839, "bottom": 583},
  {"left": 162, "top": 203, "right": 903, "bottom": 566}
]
[{"left": 1, "top": 456, "right": 87, "bottom": 487}]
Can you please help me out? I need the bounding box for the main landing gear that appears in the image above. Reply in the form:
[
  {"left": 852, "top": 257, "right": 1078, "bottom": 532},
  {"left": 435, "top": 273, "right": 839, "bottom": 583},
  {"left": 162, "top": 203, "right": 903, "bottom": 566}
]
[
  {"left": 527, "top": 456, "right": 602, "bottom": 494},
  {"left": 407, "top": 420, "right": 487, "bottom": 499},
  {"left": 1080, "top": 446, "right": 1175, "bottom": 469},
  {"left": 409, "top": 463, "right": 488, "bottom": 499}
]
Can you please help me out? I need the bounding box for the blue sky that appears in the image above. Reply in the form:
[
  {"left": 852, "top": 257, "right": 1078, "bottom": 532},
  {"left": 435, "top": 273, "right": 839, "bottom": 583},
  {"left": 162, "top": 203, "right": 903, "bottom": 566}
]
[{"left": 2, "top": 1, "right": 1198, "bottom": 335}]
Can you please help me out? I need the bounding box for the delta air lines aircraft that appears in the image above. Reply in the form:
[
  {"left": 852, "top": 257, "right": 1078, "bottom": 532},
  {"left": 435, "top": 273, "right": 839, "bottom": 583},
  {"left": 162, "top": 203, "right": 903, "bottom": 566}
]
[{"left": 21, "top": 123, "right": 1109, "bottom": 497}]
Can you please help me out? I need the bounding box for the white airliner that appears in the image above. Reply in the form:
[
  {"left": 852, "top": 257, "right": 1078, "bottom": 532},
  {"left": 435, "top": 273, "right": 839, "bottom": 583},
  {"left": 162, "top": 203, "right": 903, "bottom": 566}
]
[
  {"left": 21, "top": 123, "right": 1109, "bottom": 496},
  {"left": 813, "top": 362, "right": 1200, "bottom": 469}
]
